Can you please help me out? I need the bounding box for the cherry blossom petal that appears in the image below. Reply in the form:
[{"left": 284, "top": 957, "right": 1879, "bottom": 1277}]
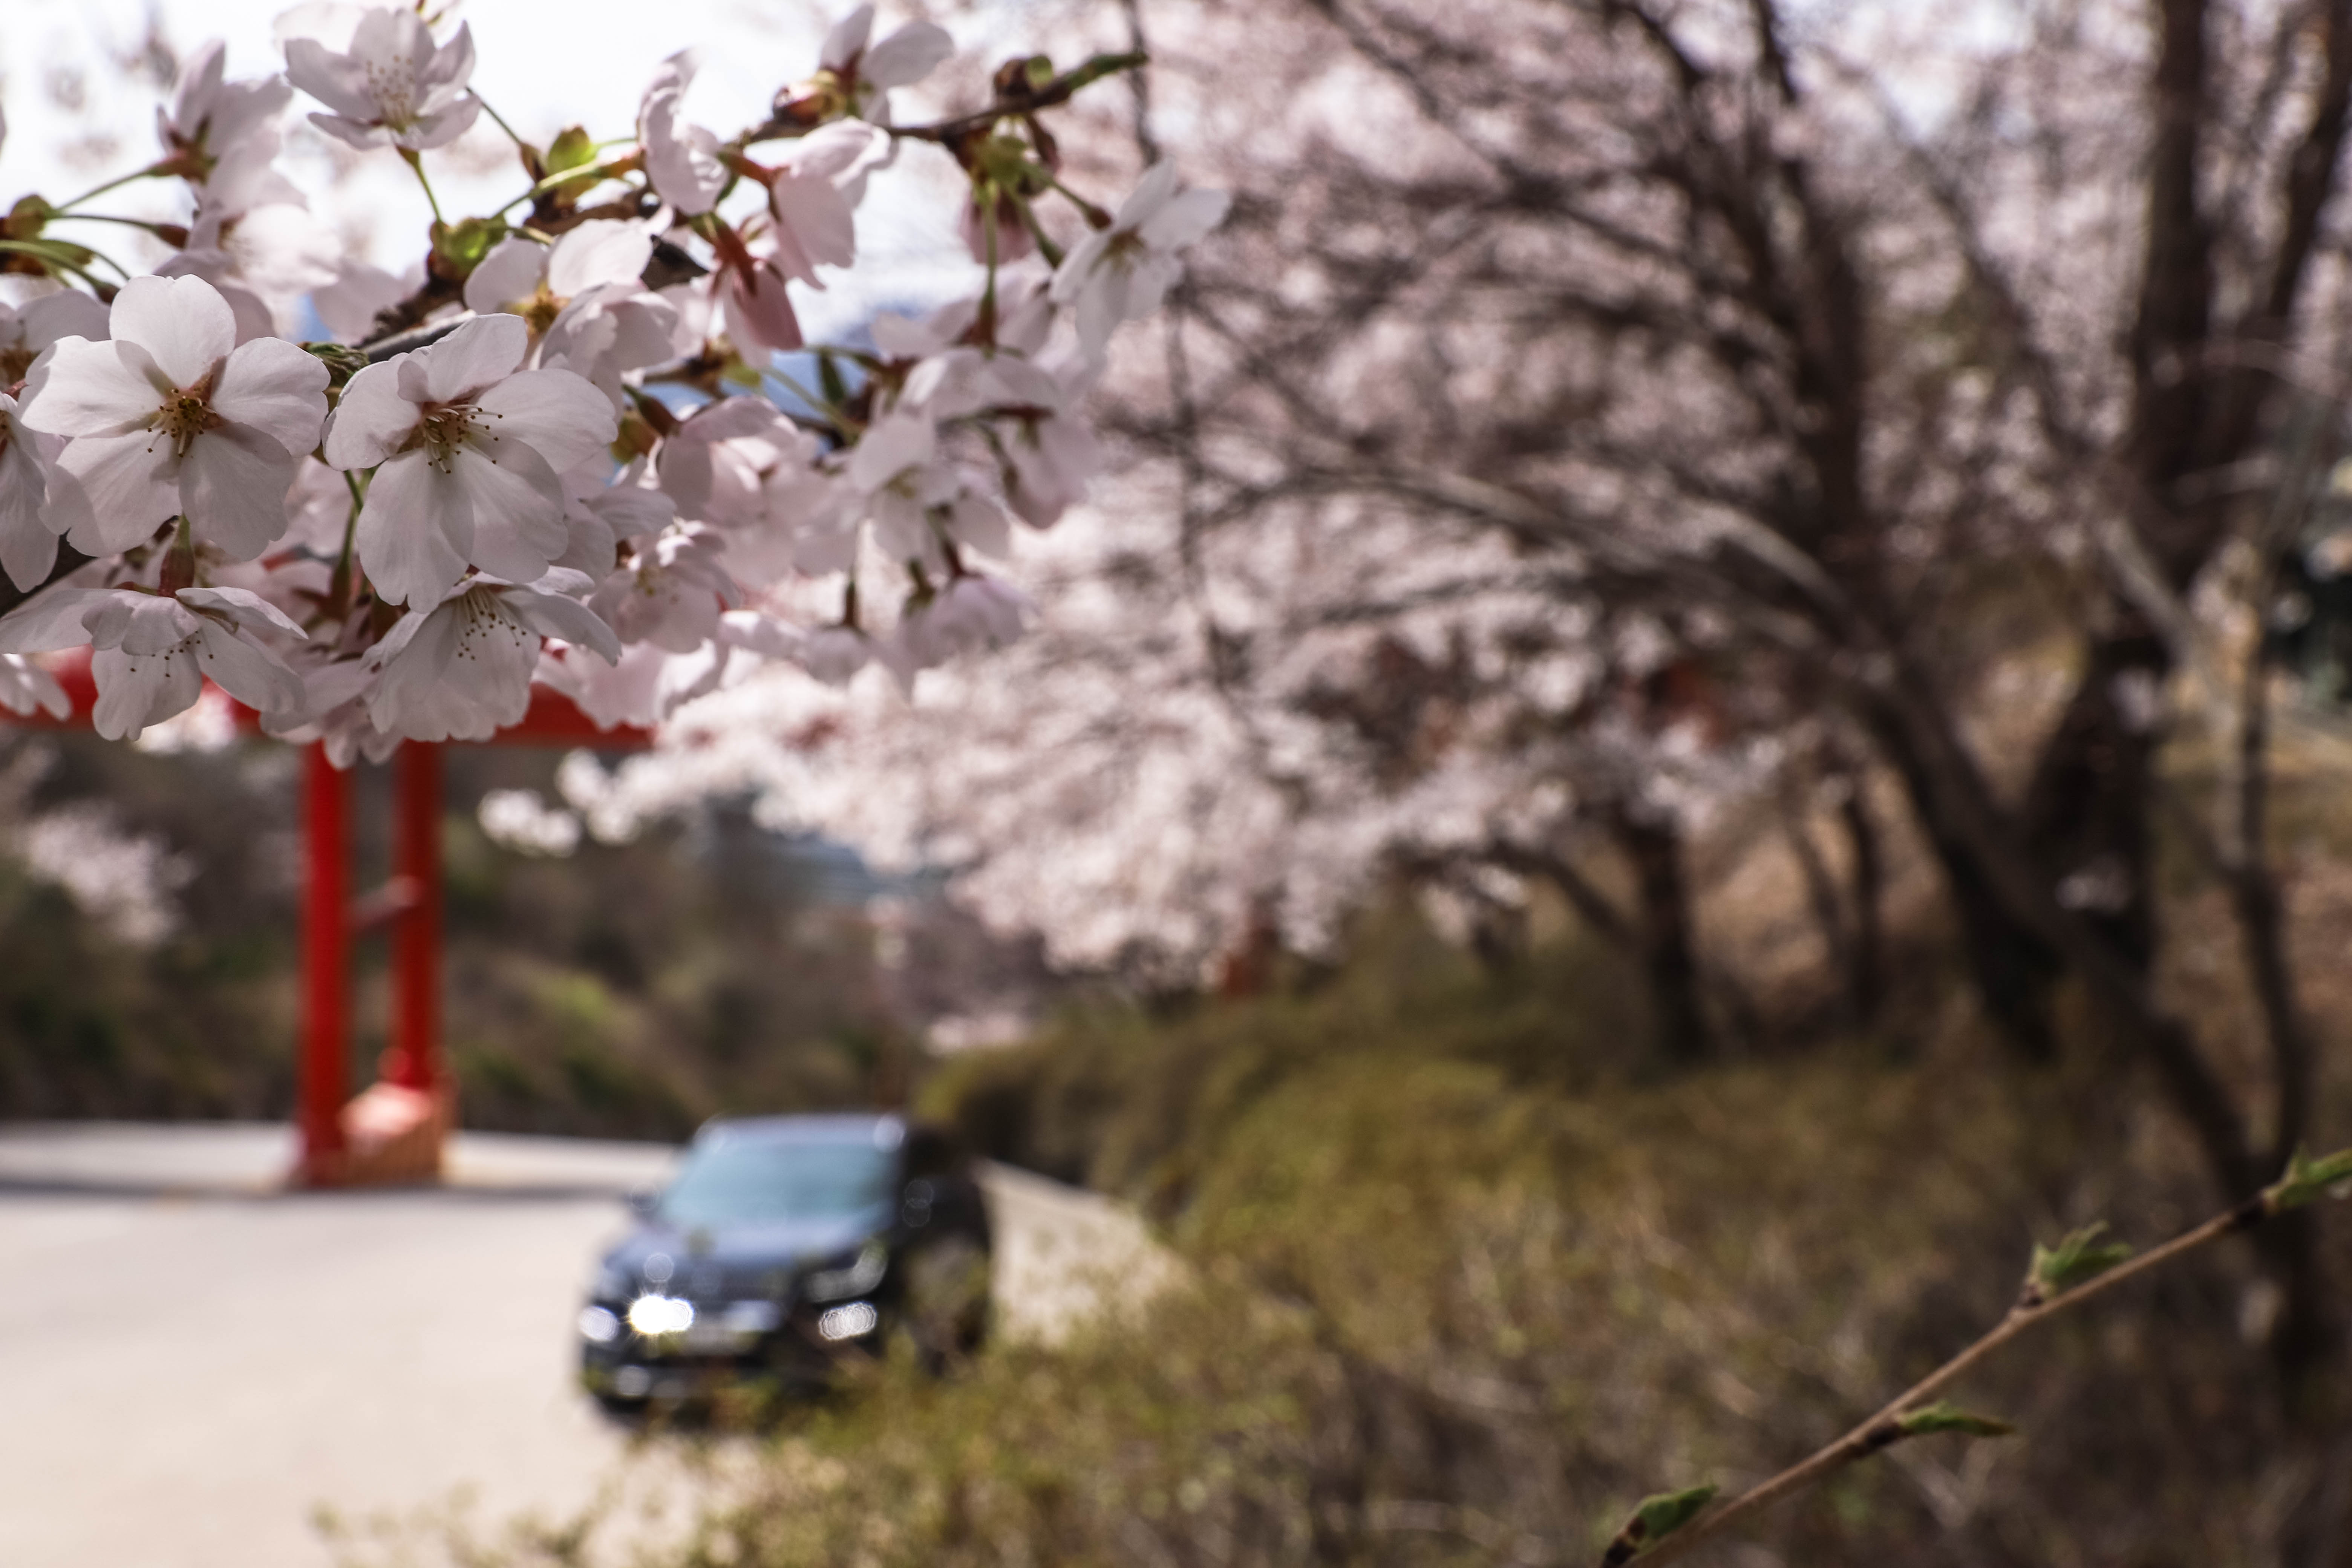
[
  {"left": 820, "top": 5, "right": 875, "bottom": 70},
  {"left": 404, "top": 95, "right": 482, "bottom": 151},
  {"left": 0, "top": 415, "right": 58, "bottom": 593},
  {"left": 19, "top": 340, "right": 165, "bottom": 437},
  {"left": 321, "top": 359, "right": 419, "bottom": 468},
  {"left": 179, "top": 585, "right": 308, "bottom": 639},
  {"left": 83, "top": 591, "right": 204, "bottom": 656},
  {"left": 1139, "top": 188, "right": 1233, "bottom": 251},
  {"left": 412, "top": 313, "right": 530, "bottom": 403},
  {"left": 109, "top": 275, "right": 237, "bottom": 389},
  {"left": 282, "top": 37, "right": 380, "bottom": 121},
  {"left": 210, "top": 336, "right": 331, "bottom": 455},
  {"left": 769, "top": 173, "right": 856, "bottom": 282},
  {"left": 18, "top": 290, "right": 110, "bottom": 350},
  {"left": 464, "top": 239, "right": 549, "bottom": 315},
  {"left": 547, "top": 221, "right": 653, "bottom": 297},
  {"left": 471, "top": 367, "right": 617, "bottom": 471},
  {"left": 193, "top": 619, "right": 306, "bottom": 715},
  {"left": 420, "top": 20, "right": 475, "bottom": 91},
  {"left": 506, "top": 583, "right": 622, "bottom": 662},
  {"left": 0, "top": 586, "right": 107, "bottom": 653},
  {"left": 182, "top": 422, "right": 298, "bottom": 560},
  {"left": 92, "top": 643, "right": 203, "bottom": 740},
  {"left": 54, "top": 433, "right": 181, "bottom": 554},
  {"left": 450, "top": 443, "right": 566, "bottom": 583},
  {"left": 357, "top": 449, "right": 473, "bottom": 609},
  {"left": 307, "top": 112, "right": 390, "bottom": 150},
  {"left": 861, "top": 20, "right": 953, "bottom": 88}
]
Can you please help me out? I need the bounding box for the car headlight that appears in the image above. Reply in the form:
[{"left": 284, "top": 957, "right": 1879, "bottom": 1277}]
[
  {"left": 804, "top": 1242, "right": 887, "bottom": 1302},
  {"left": 578, "top": 1305, "right": 622, "bottom": 1344},
  {"left": 626, "top": 1295, "right": 695, "bottom": 1336},
  {"left": 817, "top": 1302, "right": 879, "bottom": 1341}
]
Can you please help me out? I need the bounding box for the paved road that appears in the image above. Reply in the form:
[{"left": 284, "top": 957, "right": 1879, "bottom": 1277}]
[{"left": 0, "top": 1122, "right": 1166, "bottom": 1568}]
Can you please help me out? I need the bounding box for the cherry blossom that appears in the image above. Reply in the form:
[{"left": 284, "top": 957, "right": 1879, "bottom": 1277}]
[
  {"left": 590, "top": 523, "right": 738, "bottom": 652},
  {"left": 817, "top": 4, "right": 955, "bottom": 124},
  {"left": 322, "top": 314, "right": 616, "bottom": 609},
  {"left": 364, "top": 573, "right": 621, "bottom": 743},
  {"left": 0, "top": 5, "right": 1216, "bottom": 778},
  {"left": 0, "top": 584, "right": 307, "bottom": 740},
  {"left": 21, "top": 275, "right": 329, "bottom": 560},
  {"left": 1052, "top": 163, "right": 1231, "bottom": 358},
  {"left": 898, "top": 574, "right": 1030, "bottom": 668},
  {"left": 282, "top": 5, "right": 482, "bottom": 152},
  {"left": 155, "top": 41, "right": 299, "bottom": 198},
  {"left": 464, "top": 223, "right": 680, "bottom": 408}
]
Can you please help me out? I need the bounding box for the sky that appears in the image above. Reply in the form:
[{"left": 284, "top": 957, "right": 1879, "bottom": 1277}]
[{"left": 0, "top": 0, "right": 1003, "bottom": 338}]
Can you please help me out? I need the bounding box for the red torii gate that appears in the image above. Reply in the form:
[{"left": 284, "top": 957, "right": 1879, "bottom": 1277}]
[{"left": 6, "top": 648, "right": 650, "bottom": 1187}]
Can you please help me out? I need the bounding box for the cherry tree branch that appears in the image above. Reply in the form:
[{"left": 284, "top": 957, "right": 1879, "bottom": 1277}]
[{"left": 1602, "top": 1151, "right": 2352, "bottom": 1566}]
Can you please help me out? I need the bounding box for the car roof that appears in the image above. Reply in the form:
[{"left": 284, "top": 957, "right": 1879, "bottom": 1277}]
[{"left": 694, "top": 1113, "right": 905, "bottom": 1149}]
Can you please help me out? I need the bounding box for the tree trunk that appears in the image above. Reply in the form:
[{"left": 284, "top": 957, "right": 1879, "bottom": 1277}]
[
  {"left": 1610, "top": 810, "right": 1711, "bottom": 1064},
  {"left": 1837, "top": 775, "right": 1886, "bottom": 1027}
]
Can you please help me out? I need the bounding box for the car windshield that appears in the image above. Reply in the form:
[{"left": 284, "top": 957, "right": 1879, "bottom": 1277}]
[{"left": 657, "top": 1134, "right": 895, "bottom": 1228}]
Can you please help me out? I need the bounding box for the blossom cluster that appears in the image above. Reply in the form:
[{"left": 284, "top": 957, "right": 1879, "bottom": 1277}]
[{"left": 0, "top": 4, "right": 1225, "bottom": 756}]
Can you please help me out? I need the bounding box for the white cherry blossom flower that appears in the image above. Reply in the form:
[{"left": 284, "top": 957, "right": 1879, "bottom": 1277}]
[
  {"left": 654, "top": 397, "right": 835, "bottom": 582},
  {"left": 21, "top": 274, "right": 330, "bottom": 560},
  {"left": 1051, "top": 162, "right": 1230, "bottom": 358},
  {"left": 322, "top": 314, "right": 616, "bottom": 609},
  {"left": 156, "top": 41, "right": 301, "bottom": 201},
  {"left": 283, "top": 6, "right": 482, "bottom": 151},
  {"left": 463, "top": 222, "right": 653, "bottom": 325},
  {"left": 639, "top": 53, "right": 726, "bottom": 215},
  {"left": 845, "top": 411, "right": 957, "bottom": 566},
  {"left": 897, "top": 573, "right": 1030, "bottom": 668},
  {"left": 465, "top": 223, "right": 679, "bottom": 407},
  {"left": 0, "top": 583, "right": 307, "bottom": 740},
  {"left": 589, "top": 523, "right": 738, "bottom": 651},
  {"left": 819, "top": 5, "right": 954, "bottom": 123},
  {"left": 365, "top": 572, "right": 619, "bottom": 741},
  {"left": 0, "top": 392, "right": 64, "bottom": 592}
]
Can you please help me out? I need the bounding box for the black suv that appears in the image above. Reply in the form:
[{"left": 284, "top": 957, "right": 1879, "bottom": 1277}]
[{"left": 578, "top": 1113, "right": 990, "bottom": 1410}]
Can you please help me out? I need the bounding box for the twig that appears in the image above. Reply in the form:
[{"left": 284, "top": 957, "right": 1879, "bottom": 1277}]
[{"left": 1604, "top": 1150, "right": 2352, "bottom": 1565}]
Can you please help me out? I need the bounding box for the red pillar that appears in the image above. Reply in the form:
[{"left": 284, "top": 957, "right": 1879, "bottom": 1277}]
[
  {"left": 386, "top": 741, "right": 443, "bottom": 1093},
  {"left": 297, "top": 743, "right": 351, "bottom": 1185}
]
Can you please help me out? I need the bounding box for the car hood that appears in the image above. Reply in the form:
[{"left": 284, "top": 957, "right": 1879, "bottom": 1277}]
[{"left": 602, "top": 1206, "right": 887, "bottom": 1285}]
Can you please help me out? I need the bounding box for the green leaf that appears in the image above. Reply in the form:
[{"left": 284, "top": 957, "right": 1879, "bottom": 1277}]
[
  {"left": 1895, "top": 1401, "right": 2017, "bottom": 1439},
  {"left": 1633, "top": 1483, "right": 1717, "bottom": 1544},
  {"left": 2029, "top": 1222, "right": 2133, "bottom": 1297},
  {"left": 2272, "top": 1147, "right": 2352, "bottom": 1211}
]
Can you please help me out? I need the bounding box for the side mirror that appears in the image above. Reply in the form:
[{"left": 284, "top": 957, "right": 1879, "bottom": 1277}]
[{"left": 625, "top": 1187, "right": 659, "bottom": 1219}]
